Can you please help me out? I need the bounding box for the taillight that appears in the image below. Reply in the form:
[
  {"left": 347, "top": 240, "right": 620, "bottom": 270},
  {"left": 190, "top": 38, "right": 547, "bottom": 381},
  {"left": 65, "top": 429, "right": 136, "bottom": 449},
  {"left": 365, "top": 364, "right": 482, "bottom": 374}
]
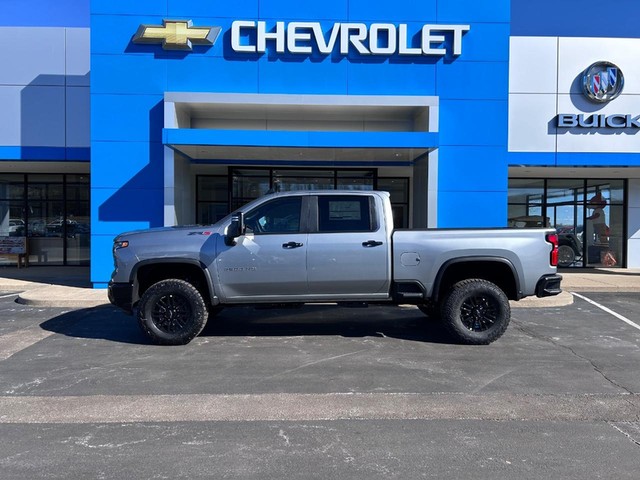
[{"left": 546, "top": 233, "right": 559, "bottom": 266}]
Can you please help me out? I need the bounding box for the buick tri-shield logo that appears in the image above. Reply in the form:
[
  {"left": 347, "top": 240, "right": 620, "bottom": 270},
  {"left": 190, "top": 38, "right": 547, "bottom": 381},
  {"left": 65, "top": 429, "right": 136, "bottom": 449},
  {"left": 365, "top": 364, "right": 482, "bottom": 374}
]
[{"left": 582, "top": 61, "right": 624, "bottom": 103}]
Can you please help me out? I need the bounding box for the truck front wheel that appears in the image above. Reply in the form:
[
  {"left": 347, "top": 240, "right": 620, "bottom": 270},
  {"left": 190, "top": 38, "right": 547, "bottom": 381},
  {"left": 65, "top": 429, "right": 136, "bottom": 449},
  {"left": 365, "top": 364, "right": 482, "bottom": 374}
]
[
  {"left": 440, "top": 279, "right": 510, "bottom": 345},
  {"left": 137, "top": 279, "right": 209, "bottom": 345}
]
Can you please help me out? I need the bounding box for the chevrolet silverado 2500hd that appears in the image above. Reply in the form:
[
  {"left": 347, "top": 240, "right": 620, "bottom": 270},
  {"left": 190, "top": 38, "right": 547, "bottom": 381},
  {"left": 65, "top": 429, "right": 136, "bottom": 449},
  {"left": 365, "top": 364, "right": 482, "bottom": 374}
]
[{"left": 108, "top": 191, "right": 562, "bottom": 345}]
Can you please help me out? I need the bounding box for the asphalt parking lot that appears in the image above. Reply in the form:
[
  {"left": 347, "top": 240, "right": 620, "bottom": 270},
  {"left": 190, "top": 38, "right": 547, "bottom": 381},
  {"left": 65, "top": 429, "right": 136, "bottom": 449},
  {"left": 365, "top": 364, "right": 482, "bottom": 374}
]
[{"left": 0, "top": 291, "right": 639, "bottom": 479}]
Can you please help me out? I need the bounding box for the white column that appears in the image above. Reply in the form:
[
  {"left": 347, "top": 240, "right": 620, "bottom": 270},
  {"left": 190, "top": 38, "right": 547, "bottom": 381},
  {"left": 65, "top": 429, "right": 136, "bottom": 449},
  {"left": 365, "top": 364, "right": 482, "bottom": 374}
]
[{"left": 627, "top": 178, "right": 640, "bottom": 268}]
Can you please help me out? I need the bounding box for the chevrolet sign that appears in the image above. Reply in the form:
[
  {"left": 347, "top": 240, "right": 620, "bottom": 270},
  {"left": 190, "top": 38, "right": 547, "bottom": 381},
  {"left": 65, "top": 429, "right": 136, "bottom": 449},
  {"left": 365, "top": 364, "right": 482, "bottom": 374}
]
[{"left": 231, "top": 21, "right": 470, "bottom": 56}]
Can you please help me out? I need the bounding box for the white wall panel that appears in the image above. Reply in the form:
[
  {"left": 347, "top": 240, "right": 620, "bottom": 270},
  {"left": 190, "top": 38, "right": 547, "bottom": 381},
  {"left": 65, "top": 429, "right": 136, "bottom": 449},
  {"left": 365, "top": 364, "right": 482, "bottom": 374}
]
[
  {"left": 508, "top": 93, "right": 557, "bottom": 152},
  {"left": 20, "top": 86, "right": 65, "bottom": 147},
  {"left": 509, "top": 37, "right": 558, "bottom": 94},
  {"left": 66, "top": 28, "right": 90, "bottom": 86},
  {"left": 0, "top": 27, "right": 65, "bottom": 86},
  {"left": 628, "top": 179, "right": 640, "bottom": 208},
  {"left": 558, "top": 37, "right": 640, "bottom": 95},
  {"left": 66, "top": 86, "right": 90, "bottom": 148},
  {"left": 0, "top": 86, "right": 22, "bottom": 146},
  {"left": 628, "top": 180, "right": 640, "bottom": 267},
  {"left": 556, "top": 94, "right": 640, "bottom": 153}
]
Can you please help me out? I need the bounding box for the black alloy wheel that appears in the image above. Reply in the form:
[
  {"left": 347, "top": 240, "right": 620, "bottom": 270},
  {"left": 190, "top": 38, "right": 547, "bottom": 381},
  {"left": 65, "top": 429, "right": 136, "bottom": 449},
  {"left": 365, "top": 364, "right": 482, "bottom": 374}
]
[
  {"left": 151, "top": 292, "right": 193, "bottom": 334},
  {"left": 459, "top": 293, "right": 499, "bottom": 332}
]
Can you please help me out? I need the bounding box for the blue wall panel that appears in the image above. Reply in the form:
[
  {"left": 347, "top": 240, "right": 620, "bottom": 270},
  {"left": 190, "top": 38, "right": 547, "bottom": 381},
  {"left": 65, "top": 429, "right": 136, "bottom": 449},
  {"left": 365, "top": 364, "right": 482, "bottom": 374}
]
[
  {"left": 91, "top": 94, "right": 164, "bottom": 143},
  {"left": 347, "top": 61, "right": 436, "bottom": 96},
  {"left": 556, "top": 153, "right": 640, "bottom": 167},
  {"left": 1, "top": 0, "right": 89, "bottom": 27},
  {"left": 167, "top": 0, "right": 259, "bottom": 19},
  {"left": 259, "top": 0, "right": 348, "bottom": 20},
  {"left": 91, "top": 234, "right": 120, "bottom": 285},
  {"left": 512, "top": 0, "right": 640, "bottom": 38},
  {"left": 92, "top": 0, "right": 168, "bottom": 17},
  {"left": 91, "top": 141, "right": 164, "bottom": 189},
  {"left": 437, "top": 62, "right": 508, "bottom": 101},
  {"left": 167, "top": 56, "right": 259, "bottom": 93},
  {"left": 259, "top": 58, "right": 348, "bottom": 94},
  {"left": 454, "top": 23, "right": 509, "bottom": 63},
  {"left": 438, "top": 0, "right": 510, "bottom": 23},
  {"left": 348, "top": 0, "right": 436, "bottom": 22},
  {"left": 437, "top": 190, "right": 508, "bottom": 228},
  {"left": 437, "top": 146, "right": 508, "bottom": 192},
  {"left": 92, "top": 55, "right": 168, "bottom": 95},
  {"left": 91, "top": 187, "right": 164, "bottom": 234},
  {"left": 438, "top": 100, "right": 508, "bottom": 147},
  {"left": 91, "top": 14, "right": 165, "bottom": 55},
  {"left": 508, "top": 152, "right": 557, "bottom": 166}
]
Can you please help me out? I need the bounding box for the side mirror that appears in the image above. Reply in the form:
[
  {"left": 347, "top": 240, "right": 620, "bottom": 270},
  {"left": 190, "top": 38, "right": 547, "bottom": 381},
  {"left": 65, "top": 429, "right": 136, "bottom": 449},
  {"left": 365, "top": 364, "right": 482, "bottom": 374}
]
[{"left": 225, "top": 212, "right": 245, "bottom": 245}]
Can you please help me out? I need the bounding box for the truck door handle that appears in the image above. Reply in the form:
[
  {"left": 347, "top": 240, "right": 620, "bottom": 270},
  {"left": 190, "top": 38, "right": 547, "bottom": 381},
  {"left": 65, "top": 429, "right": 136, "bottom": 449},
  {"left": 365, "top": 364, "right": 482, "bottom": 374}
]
[
  {"left": 362, "top": 240, "right": 383, "bottom": 247},
  {"left": 282, "top": 242, "right": 304, "bottom": 249}
]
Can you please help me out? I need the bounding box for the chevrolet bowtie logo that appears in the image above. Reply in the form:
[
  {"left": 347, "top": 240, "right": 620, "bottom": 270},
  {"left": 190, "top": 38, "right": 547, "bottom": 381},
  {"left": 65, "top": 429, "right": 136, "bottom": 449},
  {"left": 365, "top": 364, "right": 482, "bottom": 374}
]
[{"left": 133, "top": 20, "right": 221, "bottom": 51}]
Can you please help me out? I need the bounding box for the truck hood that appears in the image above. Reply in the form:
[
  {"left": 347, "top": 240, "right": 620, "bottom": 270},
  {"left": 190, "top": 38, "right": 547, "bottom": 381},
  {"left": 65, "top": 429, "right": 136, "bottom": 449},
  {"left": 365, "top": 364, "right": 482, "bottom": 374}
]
[{"left": 114, "top": 225, "right": 216, "bottom": 241}]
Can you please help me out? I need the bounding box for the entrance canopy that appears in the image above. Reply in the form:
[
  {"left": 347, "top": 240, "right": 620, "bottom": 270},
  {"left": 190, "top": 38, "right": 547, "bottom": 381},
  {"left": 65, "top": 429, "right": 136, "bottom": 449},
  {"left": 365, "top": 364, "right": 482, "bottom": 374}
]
[{"left": 163, "top": 92, "right": 438, "bottom": 164}]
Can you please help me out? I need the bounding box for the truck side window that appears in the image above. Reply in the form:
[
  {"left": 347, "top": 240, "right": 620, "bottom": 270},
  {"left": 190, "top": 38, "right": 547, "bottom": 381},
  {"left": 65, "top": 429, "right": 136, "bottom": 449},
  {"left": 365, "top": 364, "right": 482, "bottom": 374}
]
[
  {"left": 244, "top": 197, "right": 302, "bottom": 235},
  {"left": 318, "top": 196, "right": 374, "bottom": 232}
]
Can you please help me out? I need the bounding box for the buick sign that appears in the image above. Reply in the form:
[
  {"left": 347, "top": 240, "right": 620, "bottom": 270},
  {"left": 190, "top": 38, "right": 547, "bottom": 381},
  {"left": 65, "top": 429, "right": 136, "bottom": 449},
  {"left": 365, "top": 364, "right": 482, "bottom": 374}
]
[
  {"left": 556, "top": 61, "right": 635, "bottom": 129},
  {"left": 582, "top": 61, "right": 624, "bottom": 103}
]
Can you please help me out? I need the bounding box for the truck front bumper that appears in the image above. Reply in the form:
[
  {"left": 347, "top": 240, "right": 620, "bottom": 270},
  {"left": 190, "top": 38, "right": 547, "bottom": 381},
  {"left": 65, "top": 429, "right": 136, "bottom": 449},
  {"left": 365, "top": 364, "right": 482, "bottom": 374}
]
[
  {"left": 108, "top": 281, "right": 133, "bottom": 314},
  {"left": 535, "top": 274, "right": 562, "bottom": 297}
]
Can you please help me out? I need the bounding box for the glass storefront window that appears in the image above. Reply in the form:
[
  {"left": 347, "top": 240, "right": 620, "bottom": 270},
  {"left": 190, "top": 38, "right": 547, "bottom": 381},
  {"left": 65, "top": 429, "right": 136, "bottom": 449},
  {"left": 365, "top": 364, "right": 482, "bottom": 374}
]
[
  {"left": 507, "top": 179, "right": 544, "bottom": 224},
  {"left": 0, "top": 174, "right": 89, "bottom": 266},
  {"left": 198, "top": 169, "right": 410, "bottom": 229},
  {"left": 232, "top": 170, "right": 270, "bottom": 209},
  {"left": 197, "top": 176, "right": 229, "bottom": 224},
  {"left": 508, "top": 178, "right": 626, "bottom": 268},
  {"left": 275, "top": 169, "right": 335, "bottom": 192},
  {"left": 378, "top": 178, "right": 409, "bottom": 228}
]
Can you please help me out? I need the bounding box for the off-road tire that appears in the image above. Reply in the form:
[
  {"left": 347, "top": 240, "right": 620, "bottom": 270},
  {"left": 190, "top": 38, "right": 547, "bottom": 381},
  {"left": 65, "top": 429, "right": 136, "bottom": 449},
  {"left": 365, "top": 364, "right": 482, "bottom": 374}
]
[
  {"left": 440, "top": 279, "right": 510, "bottom": 345},
  {"left": 137, "top": 279, "right": 209, "bottom": 345}
]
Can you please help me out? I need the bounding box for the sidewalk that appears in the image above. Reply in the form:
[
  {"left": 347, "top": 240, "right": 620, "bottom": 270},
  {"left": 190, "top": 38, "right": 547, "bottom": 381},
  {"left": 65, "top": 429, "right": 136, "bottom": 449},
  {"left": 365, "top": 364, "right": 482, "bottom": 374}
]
[{"left": 1, "top": 266, "right": 640, "bottom": 309}]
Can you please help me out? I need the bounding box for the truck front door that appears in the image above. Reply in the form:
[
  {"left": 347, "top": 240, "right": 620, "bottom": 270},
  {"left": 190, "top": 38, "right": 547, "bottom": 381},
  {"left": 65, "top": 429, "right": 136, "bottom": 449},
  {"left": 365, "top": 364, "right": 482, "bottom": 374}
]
[{"left": 216, "top": 196, "right": 308, "bottom": 301}]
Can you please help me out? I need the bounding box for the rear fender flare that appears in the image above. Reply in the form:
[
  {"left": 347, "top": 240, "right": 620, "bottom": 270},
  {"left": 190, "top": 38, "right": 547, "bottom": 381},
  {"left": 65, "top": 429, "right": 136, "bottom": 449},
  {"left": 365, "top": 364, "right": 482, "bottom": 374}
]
[{"left": 432, "top": 256, "right": 521, "bottom": 302}]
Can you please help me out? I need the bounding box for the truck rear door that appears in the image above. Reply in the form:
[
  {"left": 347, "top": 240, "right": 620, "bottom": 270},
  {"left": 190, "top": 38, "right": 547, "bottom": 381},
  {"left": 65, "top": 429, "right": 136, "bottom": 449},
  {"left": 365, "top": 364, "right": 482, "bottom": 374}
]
[{"left": 306, "top": 194, "right": 390, "bottom": 297}]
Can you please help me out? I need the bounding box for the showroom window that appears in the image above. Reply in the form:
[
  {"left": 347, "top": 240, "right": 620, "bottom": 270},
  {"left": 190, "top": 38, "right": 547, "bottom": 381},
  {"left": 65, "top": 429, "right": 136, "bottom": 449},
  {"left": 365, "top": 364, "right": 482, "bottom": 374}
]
[
  {"left": 196, "top": 168, "right": 410, "bottom": 228},
  {"left": 508, "top": 178, "right": 626, "bottom": 268},
  {"left": 0, "top": 173, "right": 90, "bottom": 266}
]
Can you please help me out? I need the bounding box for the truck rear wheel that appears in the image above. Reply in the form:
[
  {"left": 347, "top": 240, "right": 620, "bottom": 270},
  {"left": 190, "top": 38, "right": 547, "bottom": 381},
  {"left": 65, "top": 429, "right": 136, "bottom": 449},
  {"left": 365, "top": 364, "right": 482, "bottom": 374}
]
[
  {"left": 137, "top": 279, "right": 209, "bottom": 345},
  {"left": 440, "top": 279, "right": 510, "bottom": 345}
]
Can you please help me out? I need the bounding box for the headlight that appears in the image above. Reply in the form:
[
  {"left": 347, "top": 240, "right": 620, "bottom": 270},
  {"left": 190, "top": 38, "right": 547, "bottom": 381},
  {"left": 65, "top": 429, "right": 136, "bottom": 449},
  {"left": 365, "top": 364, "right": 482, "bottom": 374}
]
[{"left": 113, "top": 240, "right": 129, "bottom": 252}]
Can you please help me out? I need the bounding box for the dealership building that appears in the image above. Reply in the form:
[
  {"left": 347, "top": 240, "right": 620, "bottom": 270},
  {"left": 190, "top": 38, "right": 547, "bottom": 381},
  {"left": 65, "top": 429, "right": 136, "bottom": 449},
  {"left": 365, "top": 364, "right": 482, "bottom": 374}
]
[{"left": 1, "top": 0, "right": 640, "bottom": 288}]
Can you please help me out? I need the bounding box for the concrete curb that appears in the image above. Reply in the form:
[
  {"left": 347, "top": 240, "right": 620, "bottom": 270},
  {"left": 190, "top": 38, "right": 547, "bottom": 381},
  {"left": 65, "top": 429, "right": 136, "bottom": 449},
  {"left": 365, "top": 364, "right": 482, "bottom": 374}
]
[
  {"left": 511, "top": 290, "right": 574, "bottom": 308},
  {"left": 16, "top": 285, "right": 109, "bottom": 308}
]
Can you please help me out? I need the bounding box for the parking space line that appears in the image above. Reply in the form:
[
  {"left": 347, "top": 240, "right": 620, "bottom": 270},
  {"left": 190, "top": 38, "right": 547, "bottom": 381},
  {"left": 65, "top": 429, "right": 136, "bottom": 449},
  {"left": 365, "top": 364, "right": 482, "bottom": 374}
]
[
  {"left": 0, "top": 293, "right": 19, "bottom": 299},
  {"left": 571, "top": 292, "right": 640, "bottom": 332},
  {"left": 0, "top": 325, "right": 55, "bottom": 361}
]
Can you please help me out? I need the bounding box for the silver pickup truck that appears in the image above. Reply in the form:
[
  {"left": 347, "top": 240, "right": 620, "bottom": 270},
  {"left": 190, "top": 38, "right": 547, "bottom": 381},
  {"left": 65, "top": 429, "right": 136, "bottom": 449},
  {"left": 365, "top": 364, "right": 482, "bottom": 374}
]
[{"left": 108, "top": 191, "right": 561, "bottom": 345}]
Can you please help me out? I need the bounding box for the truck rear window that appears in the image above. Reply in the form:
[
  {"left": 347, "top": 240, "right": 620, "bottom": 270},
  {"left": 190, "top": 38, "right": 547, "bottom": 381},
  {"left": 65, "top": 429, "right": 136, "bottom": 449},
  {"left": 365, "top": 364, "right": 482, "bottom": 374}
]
[{"left": 318, "top": 196, "right": 374, "bottom": 232}]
